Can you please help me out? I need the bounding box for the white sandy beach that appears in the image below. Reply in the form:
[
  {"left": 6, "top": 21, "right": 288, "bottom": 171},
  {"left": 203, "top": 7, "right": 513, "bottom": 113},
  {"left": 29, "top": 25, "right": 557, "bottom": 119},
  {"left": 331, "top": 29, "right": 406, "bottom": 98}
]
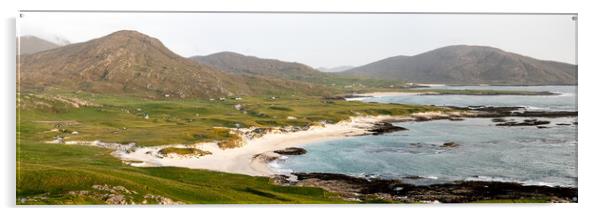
[
  {"left": 345, "top": 92, "right": 422, "bottom": 101},
  {"left": 112, "top": 115, "right": 415, "bottom": 176},
  {"left": 353, "top": 92, "right": 423, "bottom": 97},
  {"left": 53, "top": 112, "right": 462, "bottom": 177}
]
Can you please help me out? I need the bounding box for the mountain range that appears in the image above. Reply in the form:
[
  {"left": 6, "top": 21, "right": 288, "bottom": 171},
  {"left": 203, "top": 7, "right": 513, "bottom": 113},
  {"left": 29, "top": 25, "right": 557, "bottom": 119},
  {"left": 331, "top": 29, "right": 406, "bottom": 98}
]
[
  {"left": 18, "top": 30, "right": 577, "bottom": 100},
  {"left": 190, "top": 52, "right": 402, "bottom": 89},
  {"left": 341, "top": 45, "right": 577, "bottom": 85},
  {"left": 190, "top": 52, "right": 325, "bottom": 83},
  {"left": 18, "top": 30, "right": 329, "bottom": 99}
]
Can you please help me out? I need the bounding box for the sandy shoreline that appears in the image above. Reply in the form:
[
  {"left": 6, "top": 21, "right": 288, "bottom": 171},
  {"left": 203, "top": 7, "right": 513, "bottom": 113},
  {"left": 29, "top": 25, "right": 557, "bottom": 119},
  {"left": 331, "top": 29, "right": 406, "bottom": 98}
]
[
  {"left": 354, "top": 92, "right": 425, "bottom": 97},
  {"left": 78, "top": 115, "right": 417, "bottom": 176},
  {"left": 348, "top": 92, "right": 422, "bottom": 99},
  {"left": 49, "top": 107, "right": 574, "bottom": 178},
  {"left": 49, "top": 111, "right": 466, "bottom": 177}
]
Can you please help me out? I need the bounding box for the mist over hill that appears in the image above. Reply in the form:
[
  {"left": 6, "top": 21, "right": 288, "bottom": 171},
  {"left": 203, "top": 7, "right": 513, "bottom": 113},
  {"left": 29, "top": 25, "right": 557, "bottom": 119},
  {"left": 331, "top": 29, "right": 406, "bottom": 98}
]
[{"left": 18, "top": 36, "right": 62, "bottom": 55}]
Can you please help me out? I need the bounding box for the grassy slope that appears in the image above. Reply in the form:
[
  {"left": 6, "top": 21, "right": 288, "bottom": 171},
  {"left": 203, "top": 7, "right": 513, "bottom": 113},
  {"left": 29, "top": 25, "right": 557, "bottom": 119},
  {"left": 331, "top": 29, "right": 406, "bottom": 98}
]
[
  {"left": 17, "top": 91, "right": 439, "bottom": 204},
  {"left": 17, "top": 141, "right": 343, "bottom": 204},
  {"left": 19, "top": 91, "right": 437, "bottom": 146}
]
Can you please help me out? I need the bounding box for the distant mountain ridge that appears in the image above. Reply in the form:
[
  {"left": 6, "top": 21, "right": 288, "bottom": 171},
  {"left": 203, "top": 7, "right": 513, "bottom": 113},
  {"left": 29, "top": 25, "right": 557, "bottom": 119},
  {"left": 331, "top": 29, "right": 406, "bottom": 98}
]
[
  {"left": 341, "top": 45, "right": 577, "bottom": 85},
  {"left": 19, "top": 30, "right": 329, "bottom": 98},
  {"left": 18, "top": 36, "right": 62, "bottom": 55},
  {"left": 190, "top": 52, "right": 325, "bottom": 82},
  {"left": 19, "top": 31, "right": 576, "bottom": 101},
  {"left": 190, "top": 52, "right": 404, "bottom": 90}
]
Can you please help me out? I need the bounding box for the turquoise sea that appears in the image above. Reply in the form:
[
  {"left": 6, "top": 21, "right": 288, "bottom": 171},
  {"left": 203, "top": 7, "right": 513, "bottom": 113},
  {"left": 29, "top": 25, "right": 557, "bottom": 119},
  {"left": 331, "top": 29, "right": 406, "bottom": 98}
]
[{"left": 275, "top": 86, "right": 578, "bottom": 187}]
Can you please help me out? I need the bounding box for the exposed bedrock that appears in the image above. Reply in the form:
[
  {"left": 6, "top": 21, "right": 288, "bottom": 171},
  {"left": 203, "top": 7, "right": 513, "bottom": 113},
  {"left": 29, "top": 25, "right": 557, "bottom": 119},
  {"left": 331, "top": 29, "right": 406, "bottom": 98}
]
[{"left": 275, "top": 173, "right": 577, "bottom": 203}]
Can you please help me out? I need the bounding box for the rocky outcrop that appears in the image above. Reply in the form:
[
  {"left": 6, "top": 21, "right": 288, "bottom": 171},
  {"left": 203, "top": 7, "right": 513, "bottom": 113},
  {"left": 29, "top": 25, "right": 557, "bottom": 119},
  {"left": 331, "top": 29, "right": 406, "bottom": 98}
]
[
  {"left": 441, "top": 142, "right": 459, "bottom": 148},
  {"left": 142, "top": 194, "right": 182, "bottom": 205},
  {"left": 241, "top": 126, "right": 313, "bottom": 140},
  {"left": 496, "top": 119, "right": 551, "bottom": 127},
  {"left": 280, "top": 173, "right": 577, "bottom": 203},
  {"left": 252, "top": 152, "right": 281, "bottom": 163},
  {"left": 253, "top": 147, "right": 308, "bottom": 165},
  {"left": 20, "top": 184, "right": 183, "bottom": 205},
  {"left": 491, "top": 118, "right": 507, "bottom": 122},
  {"left": 274, "top": 147, "right": 307, "bottom": 155},
  {"left": 367, "top": 122, "right": 408, "bottom": 135},
  {"left": 453, "top": 106, "right": 577, "bottom": 118}
]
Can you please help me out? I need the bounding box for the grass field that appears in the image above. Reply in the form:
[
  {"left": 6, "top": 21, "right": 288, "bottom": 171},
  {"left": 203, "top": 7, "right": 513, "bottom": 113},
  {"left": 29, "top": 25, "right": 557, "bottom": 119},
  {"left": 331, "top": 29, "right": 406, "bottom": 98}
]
[
  {"left": 17, "top": 91, "right": 441, "bottom": 204},
  {"left": 18, "top": 91, "right": 439, "bottom": 147},
  {"left": 17, "top": 140, "right": 347, "bottom": 204}
]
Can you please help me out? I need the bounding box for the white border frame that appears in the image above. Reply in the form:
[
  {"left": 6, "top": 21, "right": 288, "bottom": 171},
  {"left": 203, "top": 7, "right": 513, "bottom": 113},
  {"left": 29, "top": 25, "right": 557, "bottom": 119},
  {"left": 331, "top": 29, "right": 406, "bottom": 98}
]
[{"left": 3, "top": 0, "right": 601, "bottom": 215}]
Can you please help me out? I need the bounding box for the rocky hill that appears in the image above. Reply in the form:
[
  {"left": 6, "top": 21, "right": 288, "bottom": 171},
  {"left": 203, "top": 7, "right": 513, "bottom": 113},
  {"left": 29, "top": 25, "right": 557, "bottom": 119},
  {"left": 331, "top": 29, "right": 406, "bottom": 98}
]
[
  {"left": 18, "top": 30, "right": 328, "bottom": 98},
  {"left": 342, "top": 45, "right": 577, "bottom": 85},
  {"left": 190, "top": 52, "right": 326, "bottom": 82},
  {"left": 191, "top": 52, "right": 403, "bottom": 90}
]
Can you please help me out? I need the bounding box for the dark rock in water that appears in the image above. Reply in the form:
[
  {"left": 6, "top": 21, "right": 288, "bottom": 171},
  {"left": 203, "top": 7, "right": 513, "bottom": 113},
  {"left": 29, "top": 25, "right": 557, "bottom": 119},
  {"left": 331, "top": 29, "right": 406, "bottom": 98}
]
[
  {"left": 448, "top": 106, "right": 577, "bottom": 118},
  {"left": 573, "top": 122, "right": 578, "bottom": 125},
  {"left": 287, "top": 172, "right": 577, "bottom": 203},
  {"left": 441, "top": 142, "right": 459, "bottom": 148},
  {"left": 402, "top": 175, "right": 424, "bottom": 180},
  {"left": 363, "top": 174, "right": 379, "bottom": 179},
  {"left": 292, "top": 172, "right": 405, "bottom": 195},
  {"left": 537, "top": 126, "right": 549, "bottom": 129},
  {"left": 518, "top": 111, "right": 577, "bottom": 117},
  {"left": 496, "top": 119, "right": 550, "bottom": 127},
  {"left": 368, "top": 122, "right": 408, "bottom": 135},
  {"left": 449, "top": 117, "right": 464, "bottom": 121},
  {"left": 466, "top": 106, "right": 525, "bottom": 113},
  {"left": 491, "top": 118, "right": 507, "bottom": 122},
  {"left": 556, "top": 123, "right": 571, "bottom": 126},
  {"left": 273, "top": 147, "right": 307, "bottom": 155}
]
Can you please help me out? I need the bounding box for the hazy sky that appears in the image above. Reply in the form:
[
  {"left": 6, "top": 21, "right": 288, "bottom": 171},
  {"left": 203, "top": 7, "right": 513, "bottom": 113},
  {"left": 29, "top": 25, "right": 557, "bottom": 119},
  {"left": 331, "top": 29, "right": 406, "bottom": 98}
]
[{"left": 18, "top": 12, "right": 577, "bottom": 68}]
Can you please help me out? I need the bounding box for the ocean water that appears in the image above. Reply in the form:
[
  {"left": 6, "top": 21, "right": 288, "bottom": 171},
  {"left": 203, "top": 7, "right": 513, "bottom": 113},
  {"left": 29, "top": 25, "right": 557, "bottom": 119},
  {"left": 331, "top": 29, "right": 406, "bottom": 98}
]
[
  {"left": 275, "top": 86, "right": 578, "bottom": 187},
  {"left": 359, "top": 85, "right": 577, "bottom": 111}
]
